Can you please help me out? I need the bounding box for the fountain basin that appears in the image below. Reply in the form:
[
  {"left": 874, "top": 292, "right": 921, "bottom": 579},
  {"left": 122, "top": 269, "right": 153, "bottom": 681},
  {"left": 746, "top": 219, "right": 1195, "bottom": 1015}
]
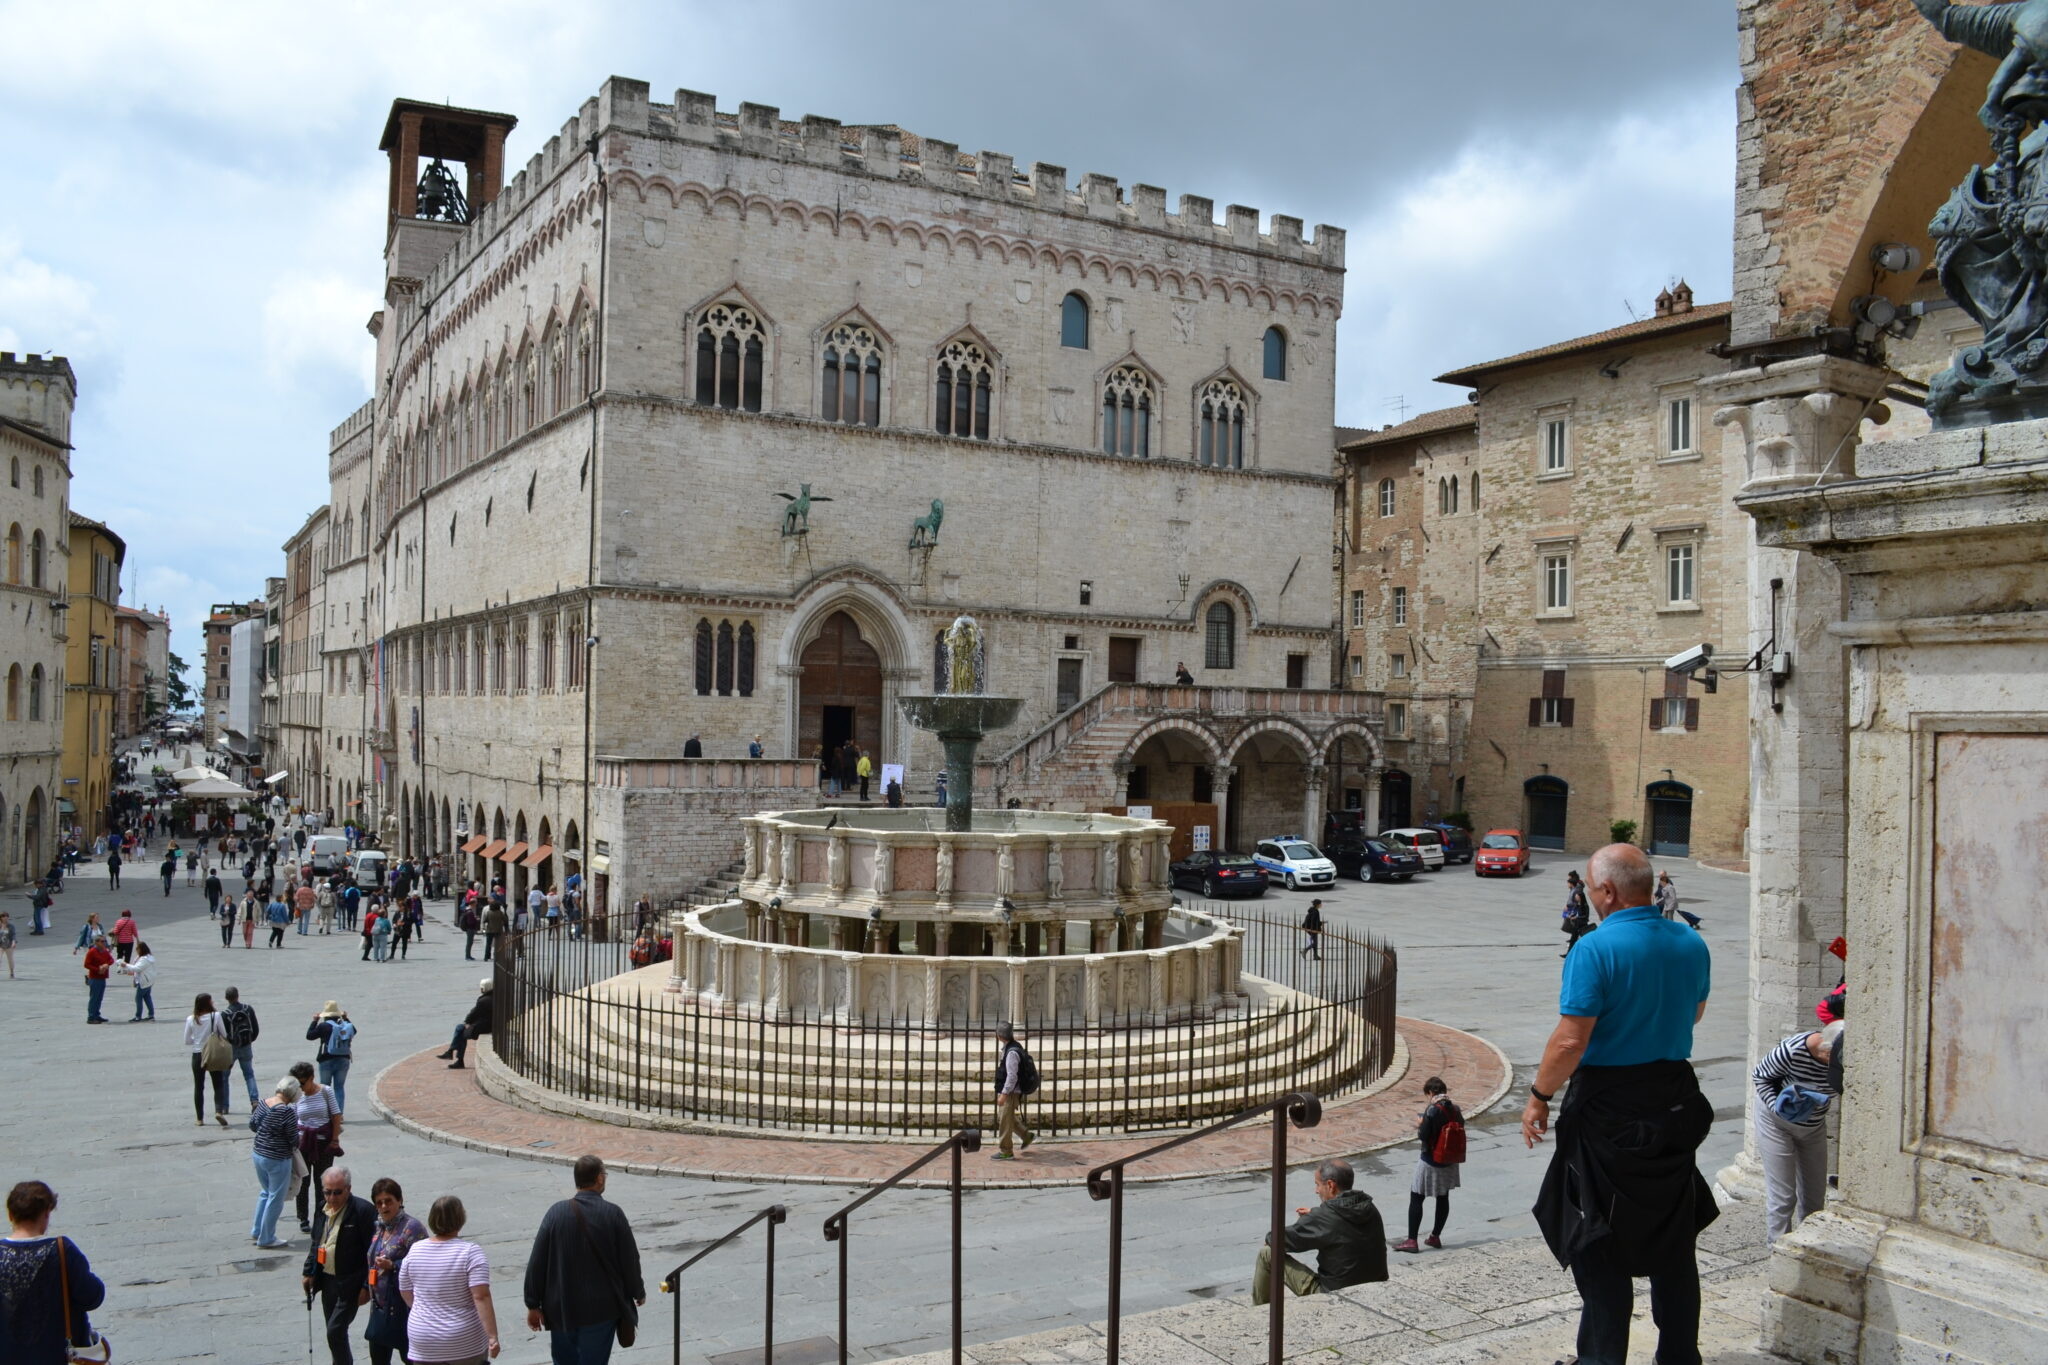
[{"left": 896, "top": 694, "right": 1025, "bottom": 738}]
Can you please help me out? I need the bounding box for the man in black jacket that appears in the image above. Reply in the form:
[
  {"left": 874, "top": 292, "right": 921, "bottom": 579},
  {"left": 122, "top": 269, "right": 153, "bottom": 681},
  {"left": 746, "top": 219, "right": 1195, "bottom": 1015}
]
[
  {"left": 1251, "top": 1160, "right": 1388, "bottom": 1304},
  {"left": 302, "top": 1167, "right": 376, "bottom": 1365},
  {"left": 436, "top": 979, "right": 494, "bottom": 1068},
  {"left": 524, "top": 1156, "right": 645, "bottom": 1364}
]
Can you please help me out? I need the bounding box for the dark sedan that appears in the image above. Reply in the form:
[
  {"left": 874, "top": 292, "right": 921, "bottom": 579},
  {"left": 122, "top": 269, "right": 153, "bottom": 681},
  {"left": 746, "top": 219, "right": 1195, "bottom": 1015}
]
[
  {"left": 1430, "top": 824, "right": 1475, "bottom": 865},
  {"left": 1169, "top": 850, "right": 1269, "bottom": 898},
  {"left": 1324, "top": 835, "right": 1424, "bottom": 882}
]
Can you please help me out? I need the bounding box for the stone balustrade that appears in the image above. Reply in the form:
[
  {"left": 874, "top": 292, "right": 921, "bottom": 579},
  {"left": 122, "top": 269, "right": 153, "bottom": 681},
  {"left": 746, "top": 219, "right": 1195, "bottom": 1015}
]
[{"left": 667, "top": 900, "right": 1246, "bottom": 1026}]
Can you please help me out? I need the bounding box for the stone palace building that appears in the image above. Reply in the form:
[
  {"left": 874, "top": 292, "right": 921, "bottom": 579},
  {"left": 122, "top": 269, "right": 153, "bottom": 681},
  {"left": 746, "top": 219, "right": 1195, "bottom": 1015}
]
[{"left": 307, "top": 81, "right": 1379, "bottom": 912}]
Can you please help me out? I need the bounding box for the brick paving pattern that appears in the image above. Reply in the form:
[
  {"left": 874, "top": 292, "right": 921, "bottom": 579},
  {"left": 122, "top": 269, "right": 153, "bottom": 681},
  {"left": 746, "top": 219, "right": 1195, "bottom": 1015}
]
[{"left": 374, "top": 1016, "right": 1511, "bottom": 1188}]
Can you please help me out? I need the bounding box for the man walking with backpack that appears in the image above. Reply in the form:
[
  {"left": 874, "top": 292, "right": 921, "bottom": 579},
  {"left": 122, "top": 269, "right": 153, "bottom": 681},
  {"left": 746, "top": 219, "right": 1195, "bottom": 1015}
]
[
  {"left": 307, "top": 1002, "right": 357, "bottom": 1112},
  {"left": 1392, "top": 1075, "right": 1463, "bottom": 1252},
  {"left": 990, "top": 1022, "right": 1037, "bottom": 1160},
  {"left": 221, "top": 986, "right": 262, "bottom": 1110}
]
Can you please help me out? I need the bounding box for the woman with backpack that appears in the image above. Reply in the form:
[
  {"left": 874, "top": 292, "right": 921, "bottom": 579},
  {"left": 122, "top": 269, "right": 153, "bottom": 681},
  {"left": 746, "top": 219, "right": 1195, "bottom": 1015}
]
[
  {"left": 306, "top": 1002, "right": 357, "bottom": 1113},
  {"left": 1392, "top": 1076, "right": 1463, "bottom": 1253}
]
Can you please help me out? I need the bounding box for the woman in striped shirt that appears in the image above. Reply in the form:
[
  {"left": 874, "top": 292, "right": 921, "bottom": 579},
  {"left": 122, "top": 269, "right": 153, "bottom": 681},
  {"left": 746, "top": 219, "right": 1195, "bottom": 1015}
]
[
  {"left": 248, "top": 1077, "right": 301, "bottom": 1248},
  {"left": 1751, "top": 1020, "right": 1843, "bottom": 1244},
  {"left": 399, "top": 1196, "right": 500, "bottom": 1362}
]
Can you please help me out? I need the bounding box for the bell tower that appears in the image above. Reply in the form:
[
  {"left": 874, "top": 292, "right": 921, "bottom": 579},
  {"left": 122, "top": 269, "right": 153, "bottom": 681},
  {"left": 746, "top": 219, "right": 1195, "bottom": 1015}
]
[{"left": 379, "top": 99, "right": 518, "bottom": 228}]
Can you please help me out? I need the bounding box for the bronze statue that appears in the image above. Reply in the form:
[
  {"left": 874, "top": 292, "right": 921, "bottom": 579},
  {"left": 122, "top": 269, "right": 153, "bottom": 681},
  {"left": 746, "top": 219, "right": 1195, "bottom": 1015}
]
[
  {"left": 775, "top": 483, "right": 832, "bottom": 536},
  {"left": 1916, "top": 0, "right": 2048, "bottom": 422},
  {"left": 909, "top": 498, "right": 944, "bottom": 549}
]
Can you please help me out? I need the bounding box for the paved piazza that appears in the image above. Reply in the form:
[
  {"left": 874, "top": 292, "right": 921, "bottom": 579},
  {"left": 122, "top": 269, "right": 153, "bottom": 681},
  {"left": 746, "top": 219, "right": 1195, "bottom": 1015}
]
[{"left": 0, "top": 821, "right": 1749, "bottom": 1364}]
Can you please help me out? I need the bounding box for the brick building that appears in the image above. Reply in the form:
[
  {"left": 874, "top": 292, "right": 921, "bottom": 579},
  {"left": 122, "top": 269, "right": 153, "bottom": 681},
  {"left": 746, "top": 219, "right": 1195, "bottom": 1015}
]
[
  {"left": 112, "top": 605, "right": 169, "bottom": 740},
  {"left": 317, "top": 82, "right": 1371, "bottom": 911},
  {"left": 1336, "top": 286, "right": 1753, "bottom": 859},
  {"left": 201, "top": 600, "right": 261, "bottom": 753}
]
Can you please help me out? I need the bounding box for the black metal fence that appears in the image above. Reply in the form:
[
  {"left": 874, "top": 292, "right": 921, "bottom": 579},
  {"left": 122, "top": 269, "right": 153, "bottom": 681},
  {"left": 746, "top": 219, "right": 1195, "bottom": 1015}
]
[{"left": 492, "top": 902, "right": 1396, "bottom": 1137}]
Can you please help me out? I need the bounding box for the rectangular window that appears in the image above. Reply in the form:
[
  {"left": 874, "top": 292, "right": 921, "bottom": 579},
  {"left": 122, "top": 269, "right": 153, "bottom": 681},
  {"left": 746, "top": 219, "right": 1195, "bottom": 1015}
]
[
  {"left": 1390, "top": 653, "right": 1407, "bottom": 679},
  {"left": 1285, "top": 653, "right": 1308, "bottom": 689},
  {"left": 1543, "top": 418, "right": 1569, "bottom": 473},
  {"left": 1530, "top": 667, "right": 1575, "bottom": 727},
  {"left": 1349, "top": 654, "right": 1362, "bottom": 678},
  {"left": 566, "top": 616, "right": 585, "bottom": 689},
  {"left": 1666, "top": 396, "right": 1694, "bottom": 454},
  {"left": 1666, "top": 543, "right": 1696, "bottom": 606},
  {"left": 1350, "top": 590, "right": 1365, "bottom": 628},
  {"left": 1388, "top": 701, "right": 1408, "bottom": 737},
  {"left": 1542, "top": 553, "right": 1572, "bottom": 611},
  {"left": 1391, "top": 586, "right": 1408, "bottom": 626}
]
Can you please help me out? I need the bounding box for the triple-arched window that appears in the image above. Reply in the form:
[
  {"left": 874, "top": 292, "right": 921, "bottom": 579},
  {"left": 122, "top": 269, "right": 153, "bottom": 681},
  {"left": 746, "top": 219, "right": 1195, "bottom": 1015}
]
[
  {"left": 1101, "top": 365, "right": 1155, "bottom": 458},
  {"left": 695, "top": 302, "right": 766, "bottom": 412},
  {"left": 693, "top": 617, "right": 757, "bottom": 697},
  {"left": 1198, "top": 378, "right": 1248, "bottom": 469},
  {"left": 821, "top": 323, "right": 883, "bottom": 426},
  {"left": 934, "top": 338, "right": 993, "bottom": 440}
]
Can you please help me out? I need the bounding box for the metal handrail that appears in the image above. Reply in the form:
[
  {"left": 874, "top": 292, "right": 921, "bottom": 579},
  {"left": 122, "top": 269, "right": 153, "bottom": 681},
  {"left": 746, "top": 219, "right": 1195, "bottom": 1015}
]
[
  {"left": 658, "top": 1204, "right": 786, "bottom": 1364},
  {"left": 821, "top": 1127, "right": 982, "bottom": 1364},
  {"left": 1086, "top": 1091, "right": 1323, "bottom": 1365}
]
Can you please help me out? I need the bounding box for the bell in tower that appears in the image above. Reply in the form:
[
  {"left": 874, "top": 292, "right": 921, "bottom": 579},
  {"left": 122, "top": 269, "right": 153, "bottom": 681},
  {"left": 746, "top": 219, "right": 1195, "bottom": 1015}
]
[
  {"left": 379, "top": 99, "right": 519, "bottom": 230},
  {"left": 416, "top": 158, "right": 470, "bottom": 224}
]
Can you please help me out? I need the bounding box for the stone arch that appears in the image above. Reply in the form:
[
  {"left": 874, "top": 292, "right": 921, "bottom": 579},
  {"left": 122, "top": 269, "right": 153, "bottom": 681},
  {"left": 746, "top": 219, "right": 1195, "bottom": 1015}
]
[
  {"left": 1188, "top": 578, "right": 1260, "bottom": 629},
  {"left": 1119, "top": 717, "right": 1225, "bottom": 769},
  {"left": 779, "top": 573, "right": 917, "bottom": 674},
  {"left": 1222, "top": 717, "right": 1319, "bottom": 767},
  {"left": 1320, "top": 721, "right": 1384, "bottom": 767}
]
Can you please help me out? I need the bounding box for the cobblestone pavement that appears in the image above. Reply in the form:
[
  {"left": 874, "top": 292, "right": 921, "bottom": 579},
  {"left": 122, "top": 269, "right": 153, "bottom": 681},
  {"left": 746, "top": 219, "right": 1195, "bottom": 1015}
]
[{"left": 0, "top": 770, "right": 1761, "bottom": 1364}]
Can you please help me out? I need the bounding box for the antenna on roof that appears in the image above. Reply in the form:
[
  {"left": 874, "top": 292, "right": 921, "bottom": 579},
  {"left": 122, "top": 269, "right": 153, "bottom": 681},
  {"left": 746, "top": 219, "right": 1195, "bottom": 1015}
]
[
  {"left": 1381, "top": 394, "right": 1410, "bottom": 423},
  {"left": 1621, "top": 298, "right": 1641, "bottom": 322}
]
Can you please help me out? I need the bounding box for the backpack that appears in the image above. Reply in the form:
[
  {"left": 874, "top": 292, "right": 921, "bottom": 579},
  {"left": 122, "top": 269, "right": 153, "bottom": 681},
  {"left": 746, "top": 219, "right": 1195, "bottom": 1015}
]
[
  {"left": 1428, "top": 1100, "right": 1466, "bottom": 1165},
  {"left": 1010, "top": 1043, "right": 1040, "bottom": 1096},
  {"left": 326, "top": 1019, "right": 356, "bottom": 1057},
  {"left": 222, "top": 1003, "right": 259, "bottom": 1047}
]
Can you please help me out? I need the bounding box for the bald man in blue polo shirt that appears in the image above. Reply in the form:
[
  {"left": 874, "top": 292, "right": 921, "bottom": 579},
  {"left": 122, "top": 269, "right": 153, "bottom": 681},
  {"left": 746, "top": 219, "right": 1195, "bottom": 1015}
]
[{"left": 1522, "top": 843, "right": 1716, "bottom": 1365}]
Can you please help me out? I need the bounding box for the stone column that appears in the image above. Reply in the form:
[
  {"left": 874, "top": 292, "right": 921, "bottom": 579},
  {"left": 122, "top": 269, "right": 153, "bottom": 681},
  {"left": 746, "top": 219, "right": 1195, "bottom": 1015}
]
[
  {"left": 993, "top": 920, "right": 1014, "bottom": 957},
  {"left": 1703, "top": 354, "right": 1888, "bottom": 1198},
  {"left": 768, "top": 947, "right": 792, "bottom": 1022},
  {"left": 1300, "top": 764, "right": 1327, "bottom": 843},
  {"left": 1111, "top": 758, "right": 1134, "bottom": 807},
  {"left": 1363, "top": 763, "right": 1383, "bottom": 836},
  {"left": 1091, "top": 919, "right": 1115, "bottom": 953},
  {"left": 1209, "top": 764, "right": 1235, "bottom": 851},
  {"left": 743, "top": 901, "right": 763, "bottom": 942}
]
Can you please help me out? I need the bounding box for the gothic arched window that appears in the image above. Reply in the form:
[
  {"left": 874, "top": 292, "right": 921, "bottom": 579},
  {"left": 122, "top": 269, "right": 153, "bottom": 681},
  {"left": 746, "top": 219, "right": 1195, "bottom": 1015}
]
[
  {"left": 821, "top": 322, "right": 883, "bottom": 426},
  {"left": 737, "top": 622, "right": 756, "bottom": 697},
  {"left": 1204, "top": 601, "right": 1236, "bottom": 670},
  {"left": 695, "top": 302, "right": 765, "bottom": 412},
  {"left": 935, "top": 337, "right": 993, "bottom": 440},
  {"left": 715, "top": 619, "right": 736, "bottom": 696},
  {"left": 1198, "top": 378, "right": 1248, "bottom": 469},
  {"left": 28, "top": 664, "right": 43, "bottom": 721},
  {"left": 1263, "top": 326, "right": 1287, "bottom": 381},
  {"left": 694, "top": 619, "right": 714, "bottom": 696},
  {"left": 1061, "top": 292, "right": 1090, "bottom": 349},
  {"left": 1101, "top": 365, "right": 1155, "bottom": 458},
  {"left": 1378, "top": 478, "right": 1396, "bottom": 517}
]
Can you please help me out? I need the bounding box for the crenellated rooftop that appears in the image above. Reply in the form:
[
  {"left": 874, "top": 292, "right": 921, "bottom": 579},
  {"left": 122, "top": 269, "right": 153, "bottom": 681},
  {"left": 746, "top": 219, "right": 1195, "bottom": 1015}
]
[{"left": 406, "top": 77, "right": 1344, "bottom": 309}]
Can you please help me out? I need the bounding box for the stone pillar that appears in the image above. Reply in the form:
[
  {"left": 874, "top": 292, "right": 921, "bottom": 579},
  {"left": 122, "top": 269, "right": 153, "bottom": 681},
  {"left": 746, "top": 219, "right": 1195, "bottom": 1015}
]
[
  {"left": 1210, "top": 764, "right": 1235, "bottom": 850},
  {"left": 1300, "top": 765, "right": 1327, "bottom": 843},
  {"left": 1363, "top": 763, "right": 1383, "bottom": 835},
  {"left": 1704, "top": 355, "right": 1887, "bottom": 1199},
  {"left": 1111, "top": 758, "right": 1134, "bottom": 807},
  {"left": 827, "top": 917, "right": 848, "bottom": 952},
  {"left": 993, "top": 920, "right": 1014, "bottom": 957},
  {"left": 1091, "top": 919, "right": 1115, "bottom": 953},
  {"left": 768, "top": 947, "right": 792, "bottom": 1022},
  {"left": 1144, "top": 910, "right": 1165, "bottom": 950},
  {"left": 743, "top": 902, "right": 763, "bottom": 942}
]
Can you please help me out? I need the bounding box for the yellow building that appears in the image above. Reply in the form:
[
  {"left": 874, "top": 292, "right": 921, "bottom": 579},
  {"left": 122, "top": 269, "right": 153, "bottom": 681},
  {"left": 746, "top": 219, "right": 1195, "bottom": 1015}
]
[{"left": 63, "top": 513, "right": 123, "bottom": 836}]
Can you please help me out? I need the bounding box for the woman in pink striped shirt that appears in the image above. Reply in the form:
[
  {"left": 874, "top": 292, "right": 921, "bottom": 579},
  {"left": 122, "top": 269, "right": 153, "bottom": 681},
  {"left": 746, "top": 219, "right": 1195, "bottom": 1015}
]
[{"left": 397, "top": 1196, "right": 501, "bottom": 1362}]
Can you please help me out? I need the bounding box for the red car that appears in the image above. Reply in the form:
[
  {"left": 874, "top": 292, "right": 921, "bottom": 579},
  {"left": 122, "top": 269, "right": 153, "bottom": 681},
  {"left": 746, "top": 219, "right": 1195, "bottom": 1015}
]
[{"left": 1473, "top": 829, "right": 1530, "bottom": 877}]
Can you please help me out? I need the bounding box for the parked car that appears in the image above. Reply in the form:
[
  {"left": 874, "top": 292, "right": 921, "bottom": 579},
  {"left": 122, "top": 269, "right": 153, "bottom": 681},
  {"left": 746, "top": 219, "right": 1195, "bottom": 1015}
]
[
  {"left": 1325, "top": 834, "right": 1423, "bottom": 882},
  {"left": 1252, "top": 838, "right": 1338, "bottom": 890},
  {"left": 349, "top": 848, "right": 390, "bottom": 890},
  {"left": 1430, "top": 824, "right": 1475, "bottom": 865},
  {"left": 1473, "top": 829, "right": 1531, "bottom": 877},
  {"left": 1378, "top": 827, "right": 1447, "bottom": 871},
  {"left": 1169, "top": 850, "right": 1268, "bottom": 898}
]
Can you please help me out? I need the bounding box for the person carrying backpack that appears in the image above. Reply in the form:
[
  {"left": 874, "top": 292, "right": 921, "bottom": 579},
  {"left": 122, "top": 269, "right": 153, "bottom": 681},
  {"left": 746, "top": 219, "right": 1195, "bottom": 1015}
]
[
  {"left": 307, "top": 1002, "right": 358, "bottom": 1113},
  {"left": 220, "top": 986, "right": 262, "bottom": 1109},
  {"left": 989, "top": 1021, "right": 1038, "bottom": 1160},
  {"left": 1560, "top": 871, "right": 1592, "bottom": 958},
  {"left": 1393, "top": 1076, "right": 1464, "bottom": 1252}
]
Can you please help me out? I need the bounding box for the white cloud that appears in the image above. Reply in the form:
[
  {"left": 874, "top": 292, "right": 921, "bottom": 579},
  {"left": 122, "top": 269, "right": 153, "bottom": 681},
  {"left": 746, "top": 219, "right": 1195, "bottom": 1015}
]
[
  {"left": 262, "top": 272, "right": 379, "bottom": 394},
  {"left": 0, "top": 238, "right": 101, "bottom": 358}
]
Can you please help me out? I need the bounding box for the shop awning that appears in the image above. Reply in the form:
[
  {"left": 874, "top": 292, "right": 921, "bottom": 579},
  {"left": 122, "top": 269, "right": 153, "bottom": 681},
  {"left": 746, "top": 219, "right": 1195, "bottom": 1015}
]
[
  {"left": 56, "top": 799, "right": 76, "bottom": 814},
  {"left": 522, "top": 843, "right": 554, "bottom": 868},
  {"left": 479, "top": 839, "right": 507, "bottom": 859},
  {"left": 460, "top": 835, "right": 487, "bottom": 854},
  {"left": 501, "top": 841, "right": 529, "bottom": 863}
]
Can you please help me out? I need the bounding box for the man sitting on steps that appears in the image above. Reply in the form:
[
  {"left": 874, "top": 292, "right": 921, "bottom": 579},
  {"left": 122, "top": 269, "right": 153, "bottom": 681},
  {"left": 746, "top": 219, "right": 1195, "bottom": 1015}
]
[{"left": 1251, "top": 1159, "right": 1388, "bottom": 1304}]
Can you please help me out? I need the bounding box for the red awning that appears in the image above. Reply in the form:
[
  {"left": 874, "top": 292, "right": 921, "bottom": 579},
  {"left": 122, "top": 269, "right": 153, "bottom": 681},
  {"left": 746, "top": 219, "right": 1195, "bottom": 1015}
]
[
  {"left": 479, "top": 839, "right": 507, "bottom": 859},
  {"left": 460, "top": 835, "right": 487, "bottom": 854},
  {"left": 522, "top": 843, "right": 554, "bottom": 868},
  {"left": 501, "top": 841, "right": 530, "bottom": 863}
]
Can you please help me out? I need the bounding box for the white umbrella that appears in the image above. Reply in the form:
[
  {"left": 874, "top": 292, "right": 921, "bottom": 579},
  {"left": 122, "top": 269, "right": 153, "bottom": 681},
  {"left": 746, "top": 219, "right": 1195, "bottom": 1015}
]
[
  {"left": 180, "top": 778, "right": 258, "bottom": 799},
  {"left": 174, "top": 766, "right": 228, "bottom": 782}
]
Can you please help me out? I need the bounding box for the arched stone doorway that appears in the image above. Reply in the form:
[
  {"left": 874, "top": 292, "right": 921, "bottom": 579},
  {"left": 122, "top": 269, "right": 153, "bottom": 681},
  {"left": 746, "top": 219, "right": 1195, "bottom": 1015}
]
[
  {"left": 1224, "top": 725, "right": 1317, "bottom": 851},
  {"left": 1646, "top": 780, "right": 1693, "bottom": 857},
  {"left": 1525, "top": 776, "right": 1569, "bottom": 851},
  {"left": 799, "top": 610, "right": 883, "bottom": 773}
]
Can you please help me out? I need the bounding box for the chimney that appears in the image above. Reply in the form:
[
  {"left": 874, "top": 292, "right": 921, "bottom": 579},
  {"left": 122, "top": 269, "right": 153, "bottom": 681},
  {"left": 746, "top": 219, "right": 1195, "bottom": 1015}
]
[
  {"left": 1669, "top": 279, "right": 1694, "bottom": 314},
  {"left": 1654, "top": 287, "right": 1675, "bottom": 318}
]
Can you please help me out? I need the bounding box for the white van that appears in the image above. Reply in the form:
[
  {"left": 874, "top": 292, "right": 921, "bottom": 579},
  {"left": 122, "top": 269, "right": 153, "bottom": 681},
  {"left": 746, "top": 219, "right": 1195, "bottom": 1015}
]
[
  {"left": 307, "top": 835, "right": 350, "bottom": 874},
  {"left": 350, "top": 849, "right": 390, "bottom": 890}
]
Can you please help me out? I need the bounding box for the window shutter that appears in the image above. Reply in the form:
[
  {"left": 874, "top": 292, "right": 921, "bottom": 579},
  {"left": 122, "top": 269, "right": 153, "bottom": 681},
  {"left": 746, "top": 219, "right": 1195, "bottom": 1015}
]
[
  {"left": 1685, "top": 698, "right": 1700, "bottom": 731},
  {"left": 1650, "top": 698, "right": 1662, "bottom": 729},
  {"left": 1558, "top": 698, "right": 1576, "bottom": 728},
  {"left": 1529, "top": 697, "right": 1543, "bottom": 727},
  {"left": 1542, "top": 668, "right": 1566, "bottom": 699}
]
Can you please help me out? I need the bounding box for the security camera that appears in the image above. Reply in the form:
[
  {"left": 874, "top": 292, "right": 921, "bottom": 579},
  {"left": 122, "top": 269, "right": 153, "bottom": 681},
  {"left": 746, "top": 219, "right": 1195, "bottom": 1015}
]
[
  {"left": 1665, "top": 643, "right": 1714, "bottom": 675},
  {"left": 586, "top": 635, "right": 600, "bottom": 647}
]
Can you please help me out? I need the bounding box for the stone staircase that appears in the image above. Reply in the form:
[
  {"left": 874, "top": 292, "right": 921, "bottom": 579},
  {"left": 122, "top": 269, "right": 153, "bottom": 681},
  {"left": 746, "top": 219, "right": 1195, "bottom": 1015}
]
[
  {"left": 683, "top": 857, "right": 745, "bottom": 908},
  {"left": 510, "top": 968, "right": 1378, "bottom": 1135}
]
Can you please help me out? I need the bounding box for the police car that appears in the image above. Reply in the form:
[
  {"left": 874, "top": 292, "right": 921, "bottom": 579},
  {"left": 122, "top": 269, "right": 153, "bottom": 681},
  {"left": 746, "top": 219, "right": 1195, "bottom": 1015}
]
[{"left": 1253, "top": 837, "right": 1338, "bottom": 890}]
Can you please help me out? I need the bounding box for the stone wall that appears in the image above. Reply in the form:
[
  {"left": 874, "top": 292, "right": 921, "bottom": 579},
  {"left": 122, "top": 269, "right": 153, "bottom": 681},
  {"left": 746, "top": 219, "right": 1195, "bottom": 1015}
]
[{"left": 590, "top": 759, "right": 817, "bottom": 910}]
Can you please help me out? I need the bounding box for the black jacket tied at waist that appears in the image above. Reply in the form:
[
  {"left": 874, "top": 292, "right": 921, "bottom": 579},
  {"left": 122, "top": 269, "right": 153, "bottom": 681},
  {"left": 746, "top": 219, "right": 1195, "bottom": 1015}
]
[{"left": 1533, "top": 1059, "right": 1718, "bottom": 1274}]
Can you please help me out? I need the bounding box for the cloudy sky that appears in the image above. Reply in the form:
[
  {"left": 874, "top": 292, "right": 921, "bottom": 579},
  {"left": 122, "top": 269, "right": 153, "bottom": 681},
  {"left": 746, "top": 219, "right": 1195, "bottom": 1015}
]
[{"left": 1, "top": 0, "right": 1734, "bottom": 683}]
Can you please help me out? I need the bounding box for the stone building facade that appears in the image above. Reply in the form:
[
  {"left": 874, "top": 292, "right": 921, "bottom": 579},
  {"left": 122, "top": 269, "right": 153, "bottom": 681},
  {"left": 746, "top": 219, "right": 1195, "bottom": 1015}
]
[
  {"left": 62, "top": 514, "right": 123, "bottom": 836},
  {"left": 201, "top": 600, "right": 260, "bottom": 753},
  {"left": 1702, "top": 4, "right": 2048, "bottom": 1361},
  {"left": 325, "top": 83, "right": 1366, "bottom": 910},
  {"left": 274, "top": 510, "right": 327, "bottom": 801},
  {"left": 319, "top": 402, "right": 374, "bottom": 823},
  {"left": 111, "top": 606, "right": 169, "bottom": 740},
  {"left": 1335, "top": 290, "right": 1752, "bottom": 859},
  {"left": 1, "top": 352, "right": 73, "bottom": 883}
]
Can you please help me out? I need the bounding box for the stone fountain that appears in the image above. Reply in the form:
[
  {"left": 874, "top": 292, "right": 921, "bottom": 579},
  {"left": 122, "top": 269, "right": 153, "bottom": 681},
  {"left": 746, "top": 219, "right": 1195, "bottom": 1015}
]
[{"left": 895, "top": 615, "right": 1022, "bottom": 832}]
